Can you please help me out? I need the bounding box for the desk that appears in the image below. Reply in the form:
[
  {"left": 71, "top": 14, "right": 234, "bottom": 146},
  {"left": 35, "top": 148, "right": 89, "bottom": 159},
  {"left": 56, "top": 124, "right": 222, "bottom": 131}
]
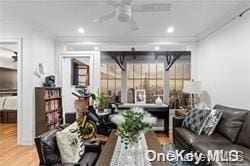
[{"left": 118, "top": 104, "right": 169, "bottom": 136}]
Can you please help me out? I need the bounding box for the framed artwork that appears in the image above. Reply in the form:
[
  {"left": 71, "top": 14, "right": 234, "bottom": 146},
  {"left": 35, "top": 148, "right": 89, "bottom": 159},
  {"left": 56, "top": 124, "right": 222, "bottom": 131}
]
[{"left": 135, "top": 89, "right": 146, "bottom": 104}]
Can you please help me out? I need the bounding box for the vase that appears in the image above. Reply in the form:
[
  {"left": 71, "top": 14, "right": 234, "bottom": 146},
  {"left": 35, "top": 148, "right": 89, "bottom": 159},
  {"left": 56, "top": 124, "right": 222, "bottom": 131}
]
[{"left": 155, "top": 96, "right": 163, "bottom": 105}]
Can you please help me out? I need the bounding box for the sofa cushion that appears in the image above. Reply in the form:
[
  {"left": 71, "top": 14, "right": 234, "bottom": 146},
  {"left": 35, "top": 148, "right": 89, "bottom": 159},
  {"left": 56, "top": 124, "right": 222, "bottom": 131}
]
[
  {"left": 182, "top": 109, "right": 210, "bottom": 134},
  {"left": 192, "top": 143, "right": 250, "bottom": 165},
  {"left": 236, "top": 112, "right": 250, "bottom": 148},
  {"left": 214, "top": 105, "right": 248, "bottom": 143},
  {"left": 175, "top": 127, "right": 231, "bottom": 146}
]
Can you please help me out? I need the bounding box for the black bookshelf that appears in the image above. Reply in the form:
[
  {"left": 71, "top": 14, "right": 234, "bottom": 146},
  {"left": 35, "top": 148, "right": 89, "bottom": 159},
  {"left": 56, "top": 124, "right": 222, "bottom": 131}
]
[{"left": 35, "top": 87, "right": 63, "bottom": 136}]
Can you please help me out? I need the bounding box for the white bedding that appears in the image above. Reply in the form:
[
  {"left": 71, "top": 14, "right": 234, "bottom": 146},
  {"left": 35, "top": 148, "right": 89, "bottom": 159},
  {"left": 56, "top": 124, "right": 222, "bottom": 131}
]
[
  {"left": 0, "top": 97, "right": 6, "bottom": 110},
  {"left": 3, "top": 96, "right": 17, "bottom": 110}
]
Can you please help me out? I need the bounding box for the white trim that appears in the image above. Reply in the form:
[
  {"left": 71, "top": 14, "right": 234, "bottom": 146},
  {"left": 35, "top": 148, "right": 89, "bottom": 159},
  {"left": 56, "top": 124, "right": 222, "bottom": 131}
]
[
  {"left": 56, "top": 36, "right": 197, "bottom": 43},
  {"left": 0, "top": 38, "right": 23, "bottom": 145}
]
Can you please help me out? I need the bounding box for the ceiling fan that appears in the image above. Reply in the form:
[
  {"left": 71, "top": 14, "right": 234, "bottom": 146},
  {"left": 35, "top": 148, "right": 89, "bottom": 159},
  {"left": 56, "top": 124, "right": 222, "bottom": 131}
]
[{"left": 93, "top": 0, "right": 171, "bottom": 30}]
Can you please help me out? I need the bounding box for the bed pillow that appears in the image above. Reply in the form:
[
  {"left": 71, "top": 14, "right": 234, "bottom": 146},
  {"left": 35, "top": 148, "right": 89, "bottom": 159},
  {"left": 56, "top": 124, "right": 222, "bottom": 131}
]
[
  {"left": 182, "top": 109, "right": 210, "bottom": 135},
  {"left": 4, "top": 96, "right": 17, "bottom": 110},
  {"left": 56, "top": 122, "right": 84, "bottom": 164},
  {"left": 202, "top": 109, "right": 223, "bottom": 135},
  {"left": 0, "top": 97, "right": 6, "bottom": 110}
]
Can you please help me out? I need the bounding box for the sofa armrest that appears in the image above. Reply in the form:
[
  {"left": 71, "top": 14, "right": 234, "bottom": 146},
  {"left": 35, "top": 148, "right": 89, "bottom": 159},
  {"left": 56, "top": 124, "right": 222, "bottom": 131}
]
[
  {"left": 173, "top": 116, "right": 185, "bottom": 128},
  {"left": 57, "top": 123, "right": 71, "bottom": 130},
  {"left": 84, "top": 141, "right": 101, "bottom": 153}
]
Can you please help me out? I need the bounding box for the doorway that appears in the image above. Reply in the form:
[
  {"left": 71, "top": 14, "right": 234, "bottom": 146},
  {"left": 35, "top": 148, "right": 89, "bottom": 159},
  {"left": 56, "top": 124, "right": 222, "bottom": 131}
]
[
  {"left": 0, "top": 39, "right": 22, "bottom": 145},
  {"left": 60, "top": 52, "right": 100, "bottom": 118}
]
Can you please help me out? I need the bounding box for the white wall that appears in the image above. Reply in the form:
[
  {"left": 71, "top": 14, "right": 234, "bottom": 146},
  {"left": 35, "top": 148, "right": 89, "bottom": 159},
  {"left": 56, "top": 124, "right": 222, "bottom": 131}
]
[
  {"left": 198, "top": 13, "right": 250, "bottom": 109},
  {"left": 0, "top": 22, "right": 56, "bottom": 145}
]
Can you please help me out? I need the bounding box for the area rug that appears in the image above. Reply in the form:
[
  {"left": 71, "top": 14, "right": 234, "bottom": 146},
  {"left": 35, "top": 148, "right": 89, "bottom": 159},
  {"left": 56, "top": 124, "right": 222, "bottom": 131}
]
[{"left": 162, "top": 144, "right": 192, "bottom": 166}]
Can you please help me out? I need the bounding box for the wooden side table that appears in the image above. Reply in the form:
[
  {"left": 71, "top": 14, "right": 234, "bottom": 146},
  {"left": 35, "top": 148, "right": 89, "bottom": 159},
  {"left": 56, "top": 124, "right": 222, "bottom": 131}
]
[{"left": 175, "top": 109, "right": 188, "bottom": 117}]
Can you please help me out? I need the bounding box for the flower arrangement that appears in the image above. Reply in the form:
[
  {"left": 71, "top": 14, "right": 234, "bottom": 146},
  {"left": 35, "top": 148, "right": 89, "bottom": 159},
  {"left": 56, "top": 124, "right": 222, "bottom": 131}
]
[{"left": 112, "top": 107, "right": 156, "bottom": 148}]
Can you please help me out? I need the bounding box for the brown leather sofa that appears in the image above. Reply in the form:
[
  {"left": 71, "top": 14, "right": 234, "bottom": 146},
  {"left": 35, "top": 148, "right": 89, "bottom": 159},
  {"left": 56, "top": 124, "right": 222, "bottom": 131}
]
[
  {"left": 173, "top": 105, "right": 250, "bottom": 166},
  {"left": 34, "top": 124, "right": 101, "bottom": 166}
]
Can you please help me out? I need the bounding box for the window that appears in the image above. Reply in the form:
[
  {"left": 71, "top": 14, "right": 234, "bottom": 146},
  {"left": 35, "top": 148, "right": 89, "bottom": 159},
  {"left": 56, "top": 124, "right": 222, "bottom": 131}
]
[
  {"left": 100, "top": 63, "right": 121, "bottom": 97},
  {"left": 127, "top": 63, "right": 164, "bottom": 103},
  {"left": 169, "top": 63, "right": 191, "bottom": 109}
]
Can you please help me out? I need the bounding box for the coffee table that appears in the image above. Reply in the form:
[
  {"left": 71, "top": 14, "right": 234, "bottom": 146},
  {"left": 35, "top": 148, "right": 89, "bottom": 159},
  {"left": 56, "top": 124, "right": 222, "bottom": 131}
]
[{"left": 96, "top": 130, "right": 167, "bottom": 166}]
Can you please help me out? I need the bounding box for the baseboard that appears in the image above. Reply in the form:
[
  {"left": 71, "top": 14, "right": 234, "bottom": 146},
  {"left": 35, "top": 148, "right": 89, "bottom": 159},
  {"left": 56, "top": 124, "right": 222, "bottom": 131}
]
[{"left": 18, "top": 138, "right": 34, "bottom": 145}]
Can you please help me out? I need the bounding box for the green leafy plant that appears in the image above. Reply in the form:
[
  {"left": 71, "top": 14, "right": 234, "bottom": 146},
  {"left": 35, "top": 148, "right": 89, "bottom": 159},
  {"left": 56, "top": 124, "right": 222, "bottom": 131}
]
[
  {"left": 116, "top": 110, "right": 152, "bottom": 148},
  {"left": 95, "top": 91, "right": 110, "bottom": 111}
]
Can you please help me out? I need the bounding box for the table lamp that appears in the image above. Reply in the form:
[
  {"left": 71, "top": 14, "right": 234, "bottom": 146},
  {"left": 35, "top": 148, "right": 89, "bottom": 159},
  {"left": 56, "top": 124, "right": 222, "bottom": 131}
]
[{"left": 183, "top": 80, "right": 201, "bottom": 108}]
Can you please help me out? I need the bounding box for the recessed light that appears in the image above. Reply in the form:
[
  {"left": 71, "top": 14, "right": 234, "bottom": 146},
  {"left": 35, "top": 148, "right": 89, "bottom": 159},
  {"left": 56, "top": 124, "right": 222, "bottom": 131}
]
[
  {"left": 154, "top": 46, "right": 160, "bottom": 51},
  {"left": 94, "top": 46, "right": 99, "bottom": 51},
  {"left": 78, "top": 28, "right": 85, "bottom": 34},
  {"left": 167, "top": 26, "right": 175, "bottom": 33}
]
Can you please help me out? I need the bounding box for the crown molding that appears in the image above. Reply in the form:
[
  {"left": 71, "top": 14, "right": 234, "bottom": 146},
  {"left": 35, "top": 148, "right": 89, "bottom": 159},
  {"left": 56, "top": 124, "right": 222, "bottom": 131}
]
[
  {"left": 0, "top": 19, "right": 55, "bottom": 38},
  {"left": 56, "top": 35, "right": 198, "bottom": 44},
  {"left": 197, "top": 1, "right": 250, "bottom": 42}
]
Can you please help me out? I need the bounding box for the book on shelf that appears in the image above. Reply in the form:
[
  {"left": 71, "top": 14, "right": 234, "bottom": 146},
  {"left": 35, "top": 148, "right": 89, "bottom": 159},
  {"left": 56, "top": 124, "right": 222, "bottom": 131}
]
[
  {"left": 44, "top": 89, "right": 61, "bottom": 99},
  {"left": 45, "top": 99, "right": 61, "bottom": 112}
]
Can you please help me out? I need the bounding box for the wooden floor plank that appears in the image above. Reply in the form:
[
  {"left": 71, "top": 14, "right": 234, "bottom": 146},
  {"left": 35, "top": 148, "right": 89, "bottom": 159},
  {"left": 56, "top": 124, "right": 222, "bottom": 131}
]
[{"left": 0, "top": 123, "right": 39, "bottom": 166}]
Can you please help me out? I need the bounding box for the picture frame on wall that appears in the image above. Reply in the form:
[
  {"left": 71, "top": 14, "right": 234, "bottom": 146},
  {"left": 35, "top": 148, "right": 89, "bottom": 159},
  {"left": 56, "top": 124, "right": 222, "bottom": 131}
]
[{"left": 135, "top": 89, "right": 146, "bottom": 104}]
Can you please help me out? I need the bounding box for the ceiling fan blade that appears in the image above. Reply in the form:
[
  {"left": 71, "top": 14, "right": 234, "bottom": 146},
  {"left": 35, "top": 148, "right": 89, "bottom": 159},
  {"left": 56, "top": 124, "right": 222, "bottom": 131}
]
[
  {"left": 129, "top": 17, "right": 139, "bottom": 31},
  {"left": 106, "top": 0, "right": 116, "bottom": 7},
  {"left": 122, "top": 0, "right": 132, "bottom": 4},
  {"left": 132, "top": 3, "right": 171, "bottom": 12},
  {"left": 93, "top": 11, "right": 116, "bottom": 23}
]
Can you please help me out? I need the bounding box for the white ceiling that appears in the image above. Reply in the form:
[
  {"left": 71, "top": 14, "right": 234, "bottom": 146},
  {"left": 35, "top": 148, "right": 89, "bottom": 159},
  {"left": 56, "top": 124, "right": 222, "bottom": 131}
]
[{"left": 0, "top": 0, "right": 242, "bottom": 38}]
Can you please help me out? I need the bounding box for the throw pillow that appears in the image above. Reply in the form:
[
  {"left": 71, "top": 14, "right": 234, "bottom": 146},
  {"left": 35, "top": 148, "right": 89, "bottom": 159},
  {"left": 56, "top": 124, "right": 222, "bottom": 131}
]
[
  {"left": 182, "top": 109, "right": 210, "bottom": 135},
  {"left": 56, "top": 122, "right": 84, "bottom": 164},
  {"left": 201, "top": 109, "right": 223, "bottom": 135}
]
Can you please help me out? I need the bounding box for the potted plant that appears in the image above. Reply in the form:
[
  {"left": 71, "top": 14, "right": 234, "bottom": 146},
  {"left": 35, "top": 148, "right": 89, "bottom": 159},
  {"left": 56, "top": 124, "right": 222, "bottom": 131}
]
[{"left": 95, "top": 91, "right": 110, "bottom": 113}]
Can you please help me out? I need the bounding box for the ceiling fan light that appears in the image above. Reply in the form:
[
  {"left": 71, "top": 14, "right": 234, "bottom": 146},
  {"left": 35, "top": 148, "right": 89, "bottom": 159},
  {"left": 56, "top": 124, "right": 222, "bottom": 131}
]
[
  {"left": 155, "top": 46, "right": 160, "bottom": 51},
  {"left": 116, "top": 3, "right": 131, "bottom": 22}
]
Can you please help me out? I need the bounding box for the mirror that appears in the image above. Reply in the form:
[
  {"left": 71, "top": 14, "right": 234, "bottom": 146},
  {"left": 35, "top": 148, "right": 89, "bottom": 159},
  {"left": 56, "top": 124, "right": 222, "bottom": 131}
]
[{"left": 71, "top": 58, "right": 90, "bottom": 87}]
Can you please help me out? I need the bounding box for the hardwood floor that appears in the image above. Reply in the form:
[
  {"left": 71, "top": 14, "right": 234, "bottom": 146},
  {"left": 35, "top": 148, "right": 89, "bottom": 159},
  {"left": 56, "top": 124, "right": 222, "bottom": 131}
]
[
  {"left": 0, "top": 123, "right": 172, "bottom": 166},
  {"left": 0, "top": 123, "right": 39, "bottom": 166},
  {"left": 156, "top": 132, "right": 173, "bottom": 145}
]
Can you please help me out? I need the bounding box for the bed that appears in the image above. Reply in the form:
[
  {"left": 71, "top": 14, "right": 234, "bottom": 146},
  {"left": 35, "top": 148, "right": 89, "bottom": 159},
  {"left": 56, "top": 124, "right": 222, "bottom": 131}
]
[{"left": 0, "top": 96, "right": 17, "bottom": 123}]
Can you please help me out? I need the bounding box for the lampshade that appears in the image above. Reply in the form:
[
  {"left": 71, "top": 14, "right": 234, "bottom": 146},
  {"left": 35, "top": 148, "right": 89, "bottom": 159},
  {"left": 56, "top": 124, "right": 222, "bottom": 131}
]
[{"left": 183, "top": 81, "right": 201, "bottom": 94}]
